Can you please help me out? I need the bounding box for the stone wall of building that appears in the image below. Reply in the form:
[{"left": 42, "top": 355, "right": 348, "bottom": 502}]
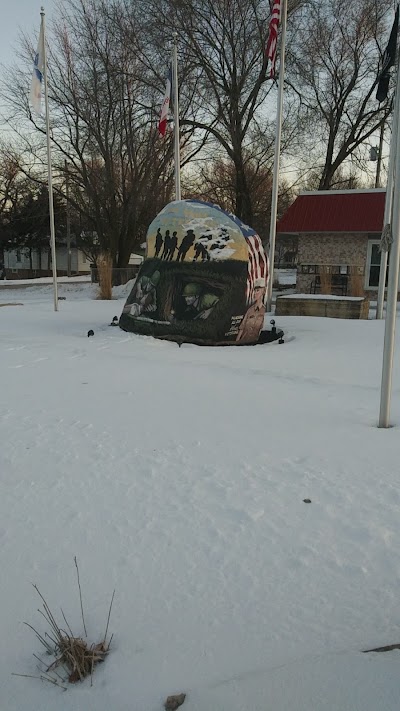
[
  {"left": 298, "top": 232, "right": 368, "bottom": 264},
  {"left": 296, "top": 233, "right": 369, "bottom": 295}
]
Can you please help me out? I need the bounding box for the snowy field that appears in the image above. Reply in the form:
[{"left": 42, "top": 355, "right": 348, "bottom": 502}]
[{"left": 2, "top": 282, "right": 400, "bottom": 711}]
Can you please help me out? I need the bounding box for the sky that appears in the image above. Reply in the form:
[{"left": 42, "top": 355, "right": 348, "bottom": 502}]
[
  {"left": 0, "top": 0, "right": 389, "bottom": 187},
  {"left": 0, "top": 0, "right": 56, "bottom": 70}
]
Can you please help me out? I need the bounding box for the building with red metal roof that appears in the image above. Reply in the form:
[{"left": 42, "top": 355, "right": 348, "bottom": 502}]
[
  {"left": 277, "top": 189, "right": 386, "bottom": 234},
  {"left": 276, "top": 189, "right": 388, "bottom": 297}
]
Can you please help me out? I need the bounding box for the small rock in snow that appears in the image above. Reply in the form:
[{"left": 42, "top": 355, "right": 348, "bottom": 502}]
[
  {"left": 164, "top": 693, "right": 186, "bottom": 710},
  {"left": 303, "top": 499, "right": 312, "bottom": 504}
]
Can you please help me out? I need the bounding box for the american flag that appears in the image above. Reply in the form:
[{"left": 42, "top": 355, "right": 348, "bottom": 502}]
[
  {"left": 158, "top": 61, "right": 172, "bottom": 137},
  {"left": 266, "top": 0, "right": 281, "bottom": 79},
  {"left": 245, "top": 234, "right": 269, "bottom": 304}
]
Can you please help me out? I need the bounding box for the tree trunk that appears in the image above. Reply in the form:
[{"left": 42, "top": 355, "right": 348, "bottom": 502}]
[
  {"left": 97, "top": 252, "right": 113, "bottom": 299},
  {"left": 234, "top": 159, "right": 253, "bottom": 225},
  {"left": 116, "top": 252, "right": 131, "bottom": 269},
  {"left": 318, "top": 165, "right": 335, "bottom": 190},
  {"left": 116, "top": 232, "right": 133, "bottom": 269}
]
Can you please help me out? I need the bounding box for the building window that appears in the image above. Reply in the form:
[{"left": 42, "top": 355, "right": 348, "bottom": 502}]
[
  {"left": 16, "top": 250, "right": 21, "bottom": 263},
  {"left": 366, "top": 240, "right": 388, "bottom": 289},
  {"left": 301, "top": 264, "right": 317, "bottom": 274}
]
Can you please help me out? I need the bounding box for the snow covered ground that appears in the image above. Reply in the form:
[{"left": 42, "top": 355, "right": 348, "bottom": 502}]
[{"left": 1, "top": 283, "right": 400, "bottom": 711}]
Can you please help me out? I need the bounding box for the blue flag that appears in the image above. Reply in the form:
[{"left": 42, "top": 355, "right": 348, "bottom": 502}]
[{"left": 30, "top": 20, "right": 45, "bottom": 115}]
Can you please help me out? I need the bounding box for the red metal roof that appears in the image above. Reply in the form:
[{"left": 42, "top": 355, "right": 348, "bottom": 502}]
[{"left": 277, "top": 190, "right": 386, "bottom": 234}]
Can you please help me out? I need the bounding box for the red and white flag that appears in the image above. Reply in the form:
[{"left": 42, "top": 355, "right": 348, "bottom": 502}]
[
  {"left": 158, "top": 62, "right": 172, "bottom": 137},
  {"left": 265, "top": 0, "right": 281, "bottom": 79}
]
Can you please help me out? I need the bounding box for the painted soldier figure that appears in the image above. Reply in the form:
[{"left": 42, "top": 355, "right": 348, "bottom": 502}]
[
  {"left": 167, "top": 231, "right": 178, "bottom": 261},
  {"left": 193, "top": 242, "right": 210, "bottom": 262},
  {"left": 123, "top": 271, "right": 160, "bottom": 317},
  {"left": 177, "top": 229, "right": 196, "bottom": 261},
  {"left": 179, "top": 283, "right": 219, "bottom": 320},
  {"left": 236, "top": 278, "right": 266, "bottom": 344},
  {"left": 162, "top": 230, "right": 171, "bottom": 259},
  {"left": 155, "top": 228, "right": 163, "bottom": 257}
]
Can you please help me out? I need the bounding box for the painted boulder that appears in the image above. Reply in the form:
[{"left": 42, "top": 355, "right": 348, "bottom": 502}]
[{"left": 119, "top": 199, "right": 269, "bottom": 345}]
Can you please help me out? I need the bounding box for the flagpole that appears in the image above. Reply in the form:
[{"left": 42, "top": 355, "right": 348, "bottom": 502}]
[
  {"left": 376, "top": 100, "right": 399, "bottom": 319},
  {"left": 374, "top": 122, "right": 385, "bottom": 188},
  {"left": 375, "top": 217, "right": 391, "bottom": 321},
  {"left": 266, "top": 0, "right": 287, "bottom": 313},
  {"left": 378, "top": 53, "right": 400, "bottom": 427},
  {"left": 376, "top": 5, "right": 400, "bottom": 320},
  {"left": 41, "top": 7, "right": 58, "bottom": 311},
  {"left": 172, "top": 33, "right": 181, "bottom": 201}
]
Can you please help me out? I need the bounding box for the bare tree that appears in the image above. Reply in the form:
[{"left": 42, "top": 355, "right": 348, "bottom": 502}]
[
  {"left": 0, "top": 146, "right": 21, "bottom": 221},
  {"left": 189, "top": 154, "right": 294, "bottom": 240},
  {"left": 141, "top": 0, "right": 304, "bottom": 224},
  {"left": 0, "top": 0, "right": 180, "bottom": 267},
  {"left": 0, "top": 145, "right": 27, "bottom": 264},
  {"left": 288, "top": 0, "right": 393, "bottom": 189}
]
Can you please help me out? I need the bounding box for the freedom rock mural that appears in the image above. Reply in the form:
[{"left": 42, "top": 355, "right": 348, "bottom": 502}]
[{"left": 119, "top": 199, "right": 269, "bottom": 346}]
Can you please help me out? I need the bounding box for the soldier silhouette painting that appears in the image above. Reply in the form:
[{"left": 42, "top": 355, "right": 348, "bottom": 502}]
[
  {"left": 167, "top": 231, "right": 178, "bottom": 261},
  {"left": 161, "top": 230, "right": 171, "bottom": 259},
  {"left": 177, "top": 229, "right": 196, "bottom": 261},
  {"left": 155, "top": 228, "right": 163, "bottom": 257},
  {"left": 193, "top": 241, "right": 210, "bottom": 262}
]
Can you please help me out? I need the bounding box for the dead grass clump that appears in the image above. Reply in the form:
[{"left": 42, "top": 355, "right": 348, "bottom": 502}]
[
  {"left": 319, "top": 266, "right": 332, "bottom": 294},
  {"left": 47, "top": 635, "right": 109, "bottom": 684},
  {"left": 97, "top": 253, "right": 113, "bottom": 300},
  {"left": 14, "top": 557, "right": 115, "bottom": 689}
]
